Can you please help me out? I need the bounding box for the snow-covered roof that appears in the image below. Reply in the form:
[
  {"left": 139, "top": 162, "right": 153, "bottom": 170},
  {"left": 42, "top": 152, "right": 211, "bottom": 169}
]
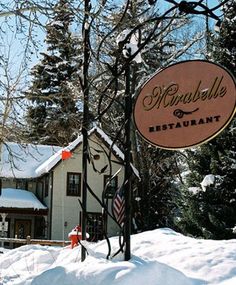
[
  {"left": 0, "top": 126, "right": 140, "bottom": 179},
  {"left": 0, "top": 142, "right": 61, "bottom": 179},
  {"left": 92, "top": 127, "right": 125, "bottom": 160},
  {"left": 0, "top": 188, "right": 47, "bottom": 210},
  {"left": 93, "top": 127, "right": 140, "bottom": 179},
  {"left": 36, "top": 126, "right": 140, "bottom": 179}
]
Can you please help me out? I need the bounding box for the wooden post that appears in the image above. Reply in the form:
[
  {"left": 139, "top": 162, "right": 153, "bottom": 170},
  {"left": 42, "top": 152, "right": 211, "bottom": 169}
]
[{"left": 26, "top": 236, "right": 31, "bottom": 245}]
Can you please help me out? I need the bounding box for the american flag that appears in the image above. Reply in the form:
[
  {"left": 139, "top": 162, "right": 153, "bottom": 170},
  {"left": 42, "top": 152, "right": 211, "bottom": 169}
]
[{"left": 113, "top": 187, "right": 125, "bottom": 226}]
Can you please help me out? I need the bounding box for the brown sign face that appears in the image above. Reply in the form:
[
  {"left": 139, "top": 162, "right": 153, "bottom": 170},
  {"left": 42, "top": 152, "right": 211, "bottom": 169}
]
[{"left": 134, "top": 60, "right": 236, "bottom": 149}]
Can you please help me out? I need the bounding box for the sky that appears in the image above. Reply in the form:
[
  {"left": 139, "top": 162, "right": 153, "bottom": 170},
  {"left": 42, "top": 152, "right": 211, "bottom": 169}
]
[
  {"left": 0, "top": 227, "right": 236, "bottom": 285},
  {"left": 0, "top": 0, "right": 224, "bottom": 90}
]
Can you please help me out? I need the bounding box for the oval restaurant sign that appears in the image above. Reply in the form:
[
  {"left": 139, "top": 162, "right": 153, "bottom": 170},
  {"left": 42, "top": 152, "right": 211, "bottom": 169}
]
[{"left": 133, "top": 60, "right": 236, "bottom": 149}]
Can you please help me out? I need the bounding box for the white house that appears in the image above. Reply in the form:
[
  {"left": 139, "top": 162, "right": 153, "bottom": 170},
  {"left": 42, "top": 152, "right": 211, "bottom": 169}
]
[{"left": 0, "top": 126, "right": 139, "bottom": 247}]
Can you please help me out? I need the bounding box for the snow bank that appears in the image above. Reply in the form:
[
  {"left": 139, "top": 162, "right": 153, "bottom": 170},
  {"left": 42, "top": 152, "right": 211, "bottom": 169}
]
[{"left": 1, "top": 228, "right": 236, "bottom": 285}]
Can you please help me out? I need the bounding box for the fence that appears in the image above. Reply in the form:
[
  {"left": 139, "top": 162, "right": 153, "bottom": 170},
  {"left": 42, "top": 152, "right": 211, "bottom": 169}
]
[{"left": 0, "top": 236, "right": 71, "bottom": 247}]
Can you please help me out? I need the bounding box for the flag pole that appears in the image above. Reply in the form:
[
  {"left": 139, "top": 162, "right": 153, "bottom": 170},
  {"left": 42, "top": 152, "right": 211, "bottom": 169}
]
[{"left": 124, "top": 63, "right": 132, "bottom": 261}]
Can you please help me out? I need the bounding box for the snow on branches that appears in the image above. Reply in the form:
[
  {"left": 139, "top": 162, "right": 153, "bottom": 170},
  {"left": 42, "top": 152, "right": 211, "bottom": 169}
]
[{"left": 116, "top": 29, "right": 142, "bottom": 63}]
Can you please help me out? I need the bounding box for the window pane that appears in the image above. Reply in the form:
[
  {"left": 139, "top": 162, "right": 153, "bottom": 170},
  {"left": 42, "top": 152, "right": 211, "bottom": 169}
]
[
  {"left": 67, "top": 173, "right": 81, "bottom": 196},
  {"left": 45, "top": 175, "right": 49, "bottom": 197},
  {"left": 104, "top": 175, "right": 117, "bottom": 198},
  {"left": 87, "top": 212, "right": 103, "bottom": 242}
]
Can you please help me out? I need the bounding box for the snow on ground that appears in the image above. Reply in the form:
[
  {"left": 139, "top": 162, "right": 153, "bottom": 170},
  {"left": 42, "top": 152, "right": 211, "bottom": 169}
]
[{"left": 0, "top": 228, "right": 236, "bottom": 285}]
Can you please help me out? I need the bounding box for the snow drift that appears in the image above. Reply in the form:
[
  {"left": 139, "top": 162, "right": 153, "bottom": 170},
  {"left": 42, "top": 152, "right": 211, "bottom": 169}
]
[{"left": 0, "top": 228, "right": 236, "bottom": 285}]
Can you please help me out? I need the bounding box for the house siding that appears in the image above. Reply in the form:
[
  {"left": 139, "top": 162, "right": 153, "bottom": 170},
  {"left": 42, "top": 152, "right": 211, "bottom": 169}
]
[
  {"left": 50, "top": 134, "right": 123, "bottom": 241},
  {"left": 1, "top": 128, "right": 136, "bottom": 245}
]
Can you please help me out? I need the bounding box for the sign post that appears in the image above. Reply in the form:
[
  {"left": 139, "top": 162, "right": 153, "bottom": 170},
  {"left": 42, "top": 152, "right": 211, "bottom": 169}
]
[
  {"left": 81, "top": 0, "right": 90, "bottom": 262},
  {"left": 124, "top": 64, "right": 132, "bottom": 261}
]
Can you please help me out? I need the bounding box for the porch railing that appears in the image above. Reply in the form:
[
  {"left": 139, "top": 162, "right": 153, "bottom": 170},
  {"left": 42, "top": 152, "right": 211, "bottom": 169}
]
[{"left": 0, "top": 236, "right": 71, "bottom": 247}]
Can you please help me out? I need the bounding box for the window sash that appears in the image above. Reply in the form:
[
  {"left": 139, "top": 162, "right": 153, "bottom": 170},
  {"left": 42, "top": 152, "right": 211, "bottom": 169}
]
[
  {"left": 104, "top": 175, "right": 118, "bottom": 198},
  {"left": 45, "top": 174, "right": 49, "bottom": 197},
  {"left": 86, "top": 212, "right": 103, "bottom": 242},
  {"left": 67, "top": 172, "right": 81, "bottom": 196}
]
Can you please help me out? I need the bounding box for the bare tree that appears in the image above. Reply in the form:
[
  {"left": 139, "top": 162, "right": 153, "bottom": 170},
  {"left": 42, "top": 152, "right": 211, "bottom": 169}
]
[{"left": 0, "top": 0, "right": 228, "bottom": 260}]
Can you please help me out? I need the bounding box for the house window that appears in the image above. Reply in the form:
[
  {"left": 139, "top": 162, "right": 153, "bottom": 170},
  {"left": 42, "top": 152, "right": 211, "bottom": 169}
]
[
  {"left": 44, "top": 174, "right": 49, "bottom": 197},
  {"left": 16, "top": 179, "right": 28, "bottom": 190},
  {"left": 87, "top": 212, "right": 104, "bottom": 242},
  {"left": 104, "top": 175, "right": 118, "bottom": 198},
  {"left": 67, "top": 172, "right": 81, "bottom": 196},
  {"left": 34, "top": 216, "right": 46, "bottom": 239},
  {"left": 0, "top": 217, "right": 10, "bottom": 246}
]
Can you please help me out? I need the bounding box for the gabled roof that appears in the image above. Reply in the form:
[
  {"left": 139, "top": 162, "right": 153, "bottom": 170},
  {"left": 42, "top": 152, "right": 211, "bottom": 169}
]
[
  {"left": 0, "top": 126, "right": 139, "bottom": 179},
  {"left": 0, "top": 142, "right": 61, "bottom": 178}
]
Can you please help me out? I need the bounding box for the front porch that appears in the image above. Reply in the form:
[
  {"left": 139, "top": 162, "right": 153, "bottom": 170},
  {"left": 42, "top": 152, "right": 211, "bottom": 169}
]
[{"left": 0, "top": 188, "right": 48, "bottom": 248}]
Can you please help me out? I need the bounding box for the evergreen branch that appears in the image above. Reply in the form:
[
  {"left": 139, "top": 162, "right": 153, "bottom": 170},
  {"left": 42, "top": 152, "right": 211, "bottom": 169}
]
[{"left": 96, "top": 0, "right": 131, "bottom": 60}]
